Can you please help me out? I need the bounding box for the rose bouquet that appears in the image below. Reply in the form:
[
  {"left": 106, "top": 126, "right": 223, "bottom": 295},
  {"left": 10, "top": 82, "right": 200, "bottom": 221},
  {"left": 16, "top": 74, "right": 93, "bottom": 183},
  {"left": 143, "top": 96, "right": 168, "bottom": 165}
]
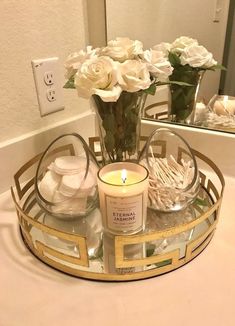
[
  {"left": 64, "top": 37, "right": 174, "bottom": 163},
  {"left": 154, "top": 36, "right": 223, "bottom": 122}
]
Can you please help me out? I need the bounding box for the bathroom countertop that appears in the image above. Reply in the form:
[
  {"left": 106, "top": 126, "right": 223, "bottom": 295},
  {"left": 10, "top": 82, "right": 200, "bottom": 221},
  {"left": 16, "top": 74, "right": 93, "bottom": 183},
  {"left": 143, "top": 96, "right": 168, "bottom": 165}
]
[{"left": 0, "top": 176, "right": 235, "bottom": 326}]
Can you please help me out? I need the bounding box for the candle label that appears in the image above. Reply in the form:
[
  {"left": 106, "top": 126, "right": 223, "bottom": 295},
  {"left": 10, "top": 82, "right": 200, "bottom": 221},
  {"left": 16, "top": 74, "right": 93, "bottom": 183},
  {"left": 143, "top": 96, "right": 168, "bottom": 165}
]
[{"left": 105, "top": 194, "right": 143, "bottom": 232}]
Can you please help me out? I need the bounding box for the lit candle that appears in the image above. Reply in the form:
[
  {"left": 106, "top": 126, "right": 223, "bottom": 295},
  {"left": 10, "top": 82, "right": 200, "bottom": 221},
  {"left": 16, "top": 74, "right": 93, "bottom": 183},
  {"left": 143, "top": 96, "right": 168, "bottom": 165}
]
[
  {"left": 97, "top": 162, "right": 149, "bottom": 235},
  {"left": 121, "top": 169, "right": 127, "bottom": 183},
  {"left": 213, "top": 96, "right": 235, "bottom": 116}
]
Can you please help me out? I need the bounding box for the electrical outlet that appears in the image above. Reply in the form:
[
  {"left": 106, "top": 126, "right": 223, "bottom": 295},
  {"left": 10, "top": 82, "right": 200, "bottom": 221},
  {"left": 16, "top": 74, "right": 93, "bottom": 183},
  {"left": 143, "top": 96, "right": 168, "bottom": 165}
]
[
  {"left": 31, "top": 57, "right": 64, "bottom": 116},
  {"left": 44, "top": 71, "right": 54, "bottom": 85},
  {"left": 46, "top": 88, "right": 56, "bottom": 102}
]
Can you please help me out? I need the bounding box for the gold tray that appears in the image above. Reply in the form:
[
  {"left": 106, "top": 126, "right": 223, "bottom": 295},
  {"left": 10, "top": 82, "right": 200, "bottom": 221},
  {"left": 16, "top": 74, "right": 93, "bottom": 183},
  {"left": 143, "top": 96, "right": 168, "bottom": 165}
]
[{"left": 11, "top": 143, "right": 224, "bottom": 281}]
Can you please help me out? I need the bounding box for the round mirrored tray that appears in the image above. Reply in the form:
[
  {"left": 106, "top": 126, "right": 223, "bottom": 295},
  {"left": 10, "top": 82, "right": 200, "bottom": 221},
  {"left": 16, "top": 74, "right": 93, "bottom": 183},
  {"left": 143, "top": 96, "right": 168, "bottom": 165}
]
[{"left": 11, "top": 144, "right": 224, "bottom": 281}]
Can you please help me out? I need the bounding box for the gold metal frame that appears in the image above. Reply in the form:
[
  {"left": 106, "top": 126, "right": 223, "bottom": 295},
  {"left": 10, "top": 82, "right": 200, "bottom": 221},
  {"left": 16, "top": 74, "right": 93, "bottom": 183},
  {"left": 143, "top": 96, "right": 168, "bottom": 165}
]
[
  {"left": 143, "top": 101, "right": 168, "bottom": 120},
  {"left": 11, "top": 143, "right": 224, "bottom": 281}
]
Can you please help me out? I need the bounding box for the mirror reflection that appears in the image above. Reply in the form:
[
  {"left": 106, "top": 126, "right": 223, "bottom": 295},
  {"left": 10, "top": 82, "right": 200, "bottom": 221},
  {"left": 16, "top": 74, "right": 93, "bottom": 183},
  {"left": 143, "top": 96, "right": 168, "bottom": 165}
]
[{"left": 105, "top": 0, "right": 235, "bottom": 133}]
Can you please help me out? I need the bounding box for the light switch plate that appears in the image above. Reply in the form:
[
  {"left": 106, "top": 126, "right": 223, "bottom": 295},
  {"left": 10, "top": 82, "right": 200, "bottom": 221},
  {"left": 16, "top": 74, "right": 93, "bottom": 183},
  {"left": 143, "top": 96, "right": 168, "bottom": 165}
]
[
  {"left": 32, "top": 57, "right": 64, "bottom": 116},
  {"left": 213, "top": 0, "right": 223, "bottom": 22}
]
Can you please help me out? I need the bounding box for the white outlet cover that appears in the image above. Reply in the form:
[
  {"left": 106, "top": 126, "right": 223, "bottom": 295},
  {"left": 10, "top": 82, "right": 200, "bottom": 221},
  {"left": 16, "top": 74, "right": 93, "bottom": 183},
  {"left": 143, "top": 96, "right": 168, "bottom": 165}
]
[{"left": 32, "top": 57, "right": 64, "bottom": 116}]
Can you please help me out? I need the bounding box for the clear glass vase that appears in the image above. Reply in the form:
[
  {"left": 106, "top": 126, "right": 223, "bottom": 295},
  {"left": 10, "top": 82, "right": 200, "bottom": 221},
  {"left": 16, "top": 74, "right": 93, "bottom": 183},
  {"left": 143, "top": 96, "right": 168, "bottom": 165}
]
[
  {"left": 169, "top": 69, "right": 204, "bottom": 124},
  {"left": 93, "top": 91, "right": 147, "bottom": 164}
]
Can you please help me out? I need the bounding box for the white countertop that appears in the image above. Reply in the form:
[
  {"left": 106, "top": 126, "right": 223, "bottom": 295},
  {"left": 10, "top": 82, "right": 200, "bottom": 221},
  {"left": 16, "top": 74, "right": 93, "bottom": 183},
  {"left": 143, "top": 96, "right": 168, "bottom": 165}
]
[{"left": 1, "top": 175, "right": 235, "bottom": 326}]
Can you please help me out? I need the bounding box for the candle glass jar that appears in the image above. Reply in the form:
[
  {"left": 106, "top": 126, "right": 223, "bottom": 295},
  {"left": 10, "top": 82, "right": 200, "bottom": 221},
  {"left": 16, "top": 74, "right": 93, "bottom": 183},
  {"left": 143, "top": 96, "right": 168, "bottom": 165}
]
[
  {"left": 206, "top": 95, "right": 235, "bottom": 130},
  {"left": 207, "top": 95, "right": 235, "bottom": 116},
  {"left": 97, "top": 162, "right": 149, "bottom": 235},
  {"left": 35, "top": 133, "right": 100, "bottom": 219}
]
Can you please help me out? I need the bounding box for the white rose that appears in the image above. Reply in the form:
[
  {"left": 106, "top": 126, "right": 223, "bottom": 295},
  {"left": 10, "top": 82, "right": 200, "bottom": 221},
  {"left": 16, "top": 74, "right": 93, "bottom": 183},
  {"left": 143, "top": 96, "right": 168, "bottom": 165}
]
[
  {"left": 101, "top": 37, "right": 143, "bottom": 62},
  {"left": 74, "top": 56, "right": 122, "bottom": 102},
  {"left": 118, "top": 60, "right": 151, "bottom": 92},
  {"left": 153, "top": 42, "right": 171, "bottom": 56},
  {"left": 180, "top": 44, "right": 217, "bottom": 68},
  {"left": 64, "top": 46, "right": 99, "bottom": 79},
  {"left": 171, "top": 36, "right": 198, "bottom": 54},
  {"left": 141, "top": 49, "right": 173, "bottom": 81}
]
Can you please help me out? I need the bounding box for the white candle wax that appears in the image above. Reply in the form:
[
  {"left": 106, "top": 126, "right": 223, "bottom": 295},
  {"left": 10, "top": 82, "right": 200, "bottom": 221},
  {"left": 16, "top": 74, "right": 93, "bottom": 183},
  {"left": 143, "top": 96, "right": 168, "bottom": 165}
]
[{"left": 97, "top": 162, "right": 149, "bottom": 235}]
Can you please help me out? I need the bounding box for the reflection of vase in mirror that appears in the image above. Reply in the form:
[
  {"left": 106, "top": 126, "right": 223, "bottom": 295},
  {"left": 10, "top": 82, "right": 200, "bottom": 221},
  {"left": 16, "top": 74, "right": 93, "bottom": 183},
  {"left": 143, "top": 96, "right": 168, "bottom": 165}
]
[{"left": 169, "top": 70, "right": 204, "bottom": 124}]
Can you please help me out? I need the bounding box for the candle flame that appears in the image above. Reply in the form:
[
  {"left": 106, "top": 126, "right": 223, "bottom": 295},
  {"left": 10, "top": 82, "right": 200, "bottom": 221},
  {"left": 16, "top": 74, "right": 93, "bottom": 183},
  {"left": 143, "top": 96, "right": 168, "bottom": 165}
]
[{"left": 121, "top": 169, "right": 127, "bottom": 184}]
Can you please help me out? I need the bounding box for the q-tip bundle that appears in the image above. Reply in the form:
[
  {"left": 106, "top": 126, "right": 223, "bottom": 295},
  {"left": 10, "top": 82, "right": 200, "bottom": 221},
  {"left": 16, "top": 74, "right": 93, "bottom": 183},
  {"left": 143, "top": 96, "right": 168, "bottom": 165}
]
[{"left": 141, "top": 146, "right": 196, "bottom": 211}]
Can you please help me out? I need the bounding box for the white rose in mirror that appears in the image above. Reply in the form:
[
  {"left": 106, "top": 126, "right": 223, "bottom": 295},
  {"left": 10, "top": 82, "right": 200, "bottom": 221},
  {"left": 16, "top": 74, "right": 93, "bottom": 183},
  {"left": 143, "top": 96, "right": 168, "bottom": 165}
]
[
  {"left": 171, "top": 36, "right": 198, "bottom": 53},
  {"left": 118, "top": 60, "right": 151, "bottom": 92},
  {"left": 102, "top": 37, "right": 143, "bottom": 62},
  {"left": 180, "top": 44, "right": 217, "bottom": 68},
  {"left": 74, "top": 56, "right": 122, "bottom": 102},
  {"left": 65, "top": 46, "right": 99, "bottom": 79},
  {"left": 153, "top": 42, "right": 171, "bottom": 56},
  {"left": 141, "top": 49, "right": 173, "bottom": 81}
]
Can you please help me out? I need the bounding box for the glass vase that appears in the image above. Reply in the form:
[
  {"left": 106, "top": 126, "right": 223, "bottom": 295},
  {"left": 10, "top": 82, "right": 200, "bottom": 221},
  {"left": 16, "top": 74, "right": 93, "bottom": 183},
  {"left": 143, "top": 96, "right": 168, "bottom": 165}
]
[
  {"left": 169, "top": 69, "right": 204, "bottom": 124},
  {"left": 93, "top": 91, "right": 147, "bottom": 164}
]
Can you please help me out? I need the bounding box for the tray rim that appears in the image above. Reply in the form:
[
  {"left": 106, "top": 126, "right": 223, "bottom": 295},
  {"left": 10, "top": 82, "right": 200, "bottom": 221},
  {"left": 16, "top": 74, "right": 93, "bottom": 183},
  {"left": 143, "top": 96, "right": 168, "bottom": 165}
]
[{"left": 11, "top": 147, "right": 225, "bottom": 281}]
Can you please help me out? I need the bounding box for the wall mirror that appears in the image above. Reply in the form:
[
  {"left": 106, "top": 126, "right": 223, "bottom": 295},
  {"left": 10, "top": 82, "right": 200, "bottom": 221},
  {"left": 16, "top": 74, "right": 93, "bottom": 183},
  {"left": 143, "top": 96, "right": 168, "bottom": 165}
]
[{"left": 104, "top": 0, "right": 235, "bottom": 134}]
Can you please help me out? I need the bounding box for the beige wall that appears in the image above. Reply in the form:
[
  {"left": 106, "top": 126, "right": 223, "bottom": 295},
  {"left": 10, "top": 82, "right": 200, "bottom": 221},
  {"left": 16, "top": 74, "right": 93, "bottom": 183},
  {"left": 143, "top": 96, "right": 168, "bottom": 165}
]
[
  {"left": 0, "top": 0, "right": 90, "bottom": 143},
  {"left": 106, "top": 0, "right": 230, "bottom": 102}
]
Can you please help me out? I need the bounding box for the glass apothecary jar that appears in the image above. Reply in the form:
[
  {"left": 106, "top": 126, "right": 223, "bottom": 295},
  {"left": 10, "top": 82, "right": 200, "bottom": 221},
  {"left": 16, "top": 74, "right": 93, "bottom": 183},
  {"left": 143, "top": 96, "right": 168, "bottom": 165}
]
[
  {"left": 139, "top": 128, "right": 200, "bottom": 212},
  {"left": 35, "top": 133, "right": 99, "bottom": 219}
]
